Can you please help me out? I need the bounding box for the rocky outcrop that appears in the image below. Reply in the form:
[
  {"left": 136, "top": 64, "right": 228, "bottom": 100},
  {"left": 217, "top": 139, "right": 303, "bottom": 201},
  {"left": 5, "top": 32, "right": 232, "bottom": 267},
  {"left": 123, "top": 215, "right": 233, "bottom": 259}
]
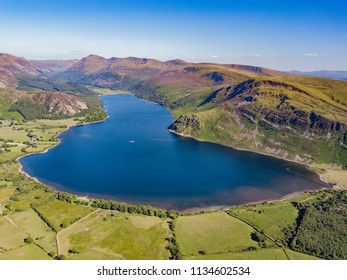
[
  {"left": 183, "top": 66, "right": 199, "bottom": 72},
  {"left": 168, "top": 115, "right": 201, "bottom": 132},
  {"left": 10, "top": 92, "right": 89, "bottom": 120},
  {"left": 32, "top": 92, "right": 88, "bottom": 115},
  {"left": 202, "top": 72, "right": 225, "bottom": 83},
  {"left": 309, "top": 112, "right": 347, "bottom": 131}
]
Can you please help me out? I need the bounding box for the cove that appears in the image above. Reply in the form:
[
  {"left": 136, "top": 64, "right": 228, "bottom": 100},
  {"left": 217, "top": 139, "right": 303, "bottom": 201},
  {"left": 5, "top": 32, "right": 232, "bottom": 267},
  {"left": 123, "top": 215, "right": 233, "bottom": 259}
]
[{"left": 20, "top": 94, "right": 327, "bottom": 211}]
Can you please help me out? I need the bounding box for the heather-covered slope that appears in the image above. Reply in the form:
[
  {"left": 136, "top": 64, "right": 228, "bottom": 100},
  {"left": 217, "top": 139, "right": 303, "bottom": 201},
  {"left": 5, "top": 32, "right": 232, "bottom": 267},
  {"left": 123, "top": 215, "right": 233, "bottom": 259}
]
[
  {"left": 0, "top": 54, "right": 102, "bottom": 121},
  {"left": 59, "top": 54, "right": 347, "bottom": 166},
  {"left": 169, "top": 76, "right": 347, "bottom": 166}
]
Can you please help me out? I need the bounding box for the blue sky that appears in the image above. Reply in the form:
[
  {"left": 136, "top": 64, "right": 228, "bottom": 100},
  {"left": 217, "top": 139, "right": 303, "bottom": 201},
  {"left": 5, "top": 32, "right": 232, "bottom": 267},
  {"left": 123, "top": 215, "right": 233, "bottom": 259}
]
[{"left": 0, "top": 0, "right": 346, "bottom": 70}]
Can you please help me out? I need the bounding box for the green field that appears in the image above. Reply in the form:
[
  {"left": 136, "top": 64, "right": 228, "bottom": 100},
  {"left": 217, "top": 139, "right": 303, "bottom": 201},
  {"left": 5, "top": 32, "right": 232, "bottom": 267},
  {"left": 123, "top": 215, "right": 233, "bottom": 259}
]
[
  {"left": 69, "top": 248, "right": 123, "bottom": 260},
  {"left": 285, "top": 249, "right": 321, "bottom": 260},
  {"left": 0, "top": 244, "right": 51, "bottom": 260},
  {"left": 230, "top": 201, "right": 299, "bottom": 243},
  {"left": 175, "top": 212, "right": 259, "bottom": 256},
  {"left": 58, "top": 210, "right": 170, "bottom": 260},
  {"left": 9, "top": 209, "right": 56, "bottom": 253},
  {"left": 34, "top": 200, "right": 94, "bottom": 231},
  {"left": 184, "top": 248, "right": 320, "bottom": 260},
  {"left": 0, "top": 215, "right": 28, "bottom": 251}
]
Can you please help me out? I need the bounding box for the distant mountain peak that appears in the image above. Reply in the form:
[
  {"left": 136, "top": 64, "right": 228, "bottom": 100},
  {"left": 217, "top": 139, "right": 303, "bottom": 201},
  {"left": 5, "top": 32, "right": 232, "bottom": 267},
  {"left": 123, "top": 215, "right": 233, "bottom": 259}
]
[
  {"left": 164, "top": 59, "right": 187, "bottom": 66},
  {"left": 289, "top": 70, "right": 347, "bottom": 81},
  {"left": 0, "top": 53, "right": 40, "bottom": 88}
]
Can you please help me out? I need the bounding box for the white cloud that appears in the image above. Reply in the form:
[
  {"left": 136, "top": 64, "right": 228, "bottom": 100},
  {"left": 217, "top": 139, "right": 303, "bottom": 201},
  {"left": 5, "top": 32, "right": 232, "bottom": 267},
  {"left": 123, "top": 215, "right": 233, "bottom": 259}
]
[
  {"left": 303, "top": 53, "right": 320, "bottom": 57},
  {"left": 209, "top": 55, "right": 220, "bottom": 59},
  {"left": 253, "top": 54, "right": 262, "bottom": 58}
]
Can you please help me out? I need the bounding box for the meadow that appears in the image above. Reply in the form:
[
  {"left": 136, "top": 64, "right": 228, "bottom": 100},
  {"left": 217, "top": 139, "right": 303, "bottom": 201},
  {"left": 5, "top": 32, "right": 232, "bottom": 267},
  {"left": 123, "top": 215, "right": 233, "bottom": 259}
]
[{"left": 175, "top": 212, "right": 258, "bottom": 256}]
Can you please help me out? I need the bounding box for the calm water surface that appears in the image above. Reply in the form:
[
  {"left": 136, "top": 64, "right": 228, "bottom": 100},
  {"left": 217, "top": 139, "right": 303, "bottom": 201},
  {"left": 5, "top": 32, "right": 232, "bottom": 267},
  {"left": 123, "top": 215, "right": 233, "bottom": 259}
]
[{"left": 20, "top": 94, "right": 327, "bottom": 210}]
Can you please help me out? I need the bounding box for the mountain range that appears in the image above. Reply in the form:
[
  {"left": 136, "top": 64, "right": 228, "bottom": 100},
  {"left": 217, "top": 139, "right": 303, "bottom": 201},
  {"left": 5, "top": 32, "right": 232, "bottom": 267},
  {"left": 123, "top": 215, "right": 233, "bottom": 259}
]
[
  {"left": 290, "top": 70, "right": 347, "bottom": 81},
  {"left": 0, "top": 53, "right": 346, "bottom": 166}
]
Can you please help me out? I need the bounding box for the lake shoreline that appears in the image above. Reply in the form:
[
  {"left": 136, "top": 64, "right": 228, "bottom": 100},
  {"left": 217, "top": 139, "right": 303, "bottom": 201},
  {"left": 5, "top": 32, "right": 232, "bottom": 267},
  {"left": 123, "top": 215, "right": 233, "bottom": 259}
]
[
  {"left": 17, "top": 94, "right": 336, "bottom": 214},
  {"left": 17, "top": 116, "right": 109, "bottom": 187},
  {"left": 168, "top": 129, "right": 331, "bottom": 188}
]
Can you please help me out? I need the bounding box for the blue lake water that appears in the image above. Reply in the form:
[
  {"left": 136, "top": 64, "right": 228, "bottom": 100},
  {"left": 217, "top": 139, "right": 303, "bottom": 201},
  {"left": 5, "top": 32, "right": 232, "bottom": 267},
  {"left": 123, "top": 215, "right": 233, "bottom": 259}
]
[{"left": 20, "top": 94, "right": 326, "bottom": 210}]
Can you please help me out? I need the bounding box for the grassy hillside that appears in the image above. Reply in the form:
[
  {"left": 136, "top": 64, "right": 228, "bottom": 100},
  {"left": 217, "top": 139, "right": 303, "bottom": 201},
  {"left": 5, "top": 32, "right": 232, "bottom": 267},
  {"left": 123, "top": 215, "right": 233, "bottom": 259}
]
[
  {"left": 0, "top": 88, "right": 104, "bottom": 122},
  {"left": 167, "top": 76, "right": 347, "bottom": 167},
  {"left": 54, "top": 55, "right": 347, "bottom": 168}
]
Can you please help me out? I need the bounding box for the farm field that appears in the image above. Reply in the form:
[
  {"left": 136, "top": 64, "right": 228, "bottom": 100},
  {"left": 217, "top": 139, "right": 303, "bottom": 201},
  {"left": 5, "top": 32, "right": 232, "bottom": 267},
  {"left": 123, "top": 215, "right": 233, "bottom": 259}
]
[
  {"left": 229, "top": 201, "right": 299, "bottom": 243},
  {"left": 184, "top": 248, "right": 320, "bottom": 260},
  {"left": 175, "top": 212, "right": 259, "bottom": 256},
  {"left": 0, "top": 244, "right": 51, "bottom": 260},
  {"left": 9, "top": 209, "right": 57, "bottom": 253},
  {"left": 58, "top": 210, "right": 170, "bottom": 260},
  {"left": 34, "top": 200, "right": 94, "bottom": 231}
]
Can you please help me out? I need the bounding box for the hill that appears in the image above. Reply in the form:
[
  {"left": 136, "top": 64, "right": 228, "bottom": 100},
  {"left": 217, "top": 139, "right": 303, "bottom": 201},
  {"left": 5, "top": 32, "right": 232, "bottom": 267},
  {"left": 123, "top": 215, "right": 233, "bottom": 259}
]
[
  {"left": 9, "top": 91, "right": 88, "bottom": 120},
  {"left": 0, "top": 53, "right": 40, "bottom": 88},
  {"left": 0, "top": 54, "right": 102, "bottom": 121},
  {"left": 58, "top": 55, "right": 347, "bottom": 167},
  {"left": 30, "top": 59, "right": 79, "bottom": 75}
]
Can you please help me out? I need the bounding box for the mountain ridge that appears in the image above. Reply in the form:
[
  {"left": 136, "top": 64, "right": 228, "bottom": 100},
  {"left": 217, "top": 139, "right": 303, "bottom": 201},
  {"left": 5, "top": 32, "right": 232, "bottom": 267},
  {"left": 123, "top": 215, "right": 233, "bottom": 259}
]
[
  {"left": 289, "top": 70, "right": 347, "bottom": 81},
  {"left": 1, "top": 53, "right": 346, "bottom": 166}
]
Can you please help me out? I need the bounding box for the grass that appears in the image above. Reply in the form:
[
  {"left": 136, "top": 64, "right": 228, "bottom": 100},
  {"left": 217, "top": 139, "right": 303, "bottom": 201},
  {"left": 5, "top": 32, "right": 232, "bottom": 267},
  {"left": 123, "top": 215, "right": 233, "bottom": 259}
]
[
  {"left": 285, "top": 249, "right": 321, "bottom": 260},
  {"left": 128, "top": 215, "right": 163, "bottom": 229},
  {"left": 310, "top": 163, "right": 347, "bottom": 188},
  {"left": 35, "top": 200, "right": 94, "bottom": 231},
  {"left": 165, "top": 72, "right": 347, "bottom": 166},
  {"left": 7, "top": 187, "right": 55, "bottom": 211},
  {"left": 69, "top": 248, "right": 123, "bottom": 260},
  {"left": 0, "top": 89, "right": 24, "bottom": 121},
  {"left": 90, "top": 87, "right": 132, "bottom": 95},
  {"left": 58, "top": 211, "right": 170, "bottom": 260},
  {"left": 9, "top": 209, "right": 56, "bottom": 253},
  {"left": 0, "top": 244, "right": 51, "bottom": 260},
  {"left": 185, "top": 248, "right": 288, "bottom": 260},
  {"left": 0, "top": 118, "right": 78, "bottom": 163},
  {"left": 184, "top": 248, "right": 320, "bottom": 260},
  {"left": 0, "top": 186, "right": 16, "bottom": 201},
  {"left": 230, "top": 201, "right": 299, "bottom": 243},
  {"left": 0, "top": 216, "right": 28, "bottom": 251},
  {"left": 175, "top": 212, "right": 258, "bottom": 256}
]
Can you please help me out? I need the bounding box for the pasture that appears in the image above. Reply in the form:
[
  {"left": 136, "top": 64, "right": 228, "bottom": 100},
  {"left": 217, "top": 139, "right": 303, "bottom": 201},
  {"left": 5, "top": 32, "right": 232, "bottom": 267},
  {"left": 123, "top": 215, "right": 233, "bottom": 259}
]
[{"left": 175, "top": 212, "right": 258, "bottom": 256}]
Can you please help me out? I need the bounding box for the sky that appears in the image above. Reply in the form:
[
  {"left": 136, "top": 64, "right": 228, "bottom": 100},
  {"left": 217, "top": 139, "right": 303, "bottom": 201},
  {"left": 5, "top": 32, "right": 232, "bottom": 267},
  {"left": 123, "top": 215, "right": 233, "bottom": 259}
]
[{"left": 0, "top": 0, "right": 346, "bottom": 71}]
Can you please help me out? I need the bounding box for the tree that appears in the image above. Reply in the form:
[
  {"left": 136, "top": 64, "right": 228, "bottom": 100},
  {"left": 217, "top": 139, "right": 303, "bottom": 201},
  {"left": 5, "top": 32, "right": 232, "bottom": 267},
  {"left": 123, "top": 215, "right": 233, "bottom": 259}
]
[
  {"left": 54, "top": 255, "right": 66, "bottom": 260},
  {"left": 24, "top": 236, "right": 34, "bottom": 244}
]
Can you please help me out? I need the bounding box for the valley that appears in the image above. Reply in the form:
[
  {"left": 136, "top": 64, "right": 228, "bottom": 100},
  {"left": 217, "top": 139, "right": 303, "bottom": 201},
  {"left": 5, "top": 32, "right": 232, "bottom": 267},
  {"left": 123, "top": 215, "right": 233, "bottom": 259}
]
[{"left": 0, "top": 53, "right": 346, "bottom": 260}]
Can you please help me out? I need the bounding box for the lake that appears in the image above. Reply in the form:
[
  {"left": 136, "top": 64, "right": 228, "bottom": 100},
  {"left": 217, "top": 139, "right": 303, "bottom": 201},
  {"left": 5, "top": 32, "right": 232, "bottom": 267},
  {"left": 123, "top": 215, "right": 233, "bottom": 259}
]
[{"left": 20, "top": 94, "right": 327, "bottom": 211}]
